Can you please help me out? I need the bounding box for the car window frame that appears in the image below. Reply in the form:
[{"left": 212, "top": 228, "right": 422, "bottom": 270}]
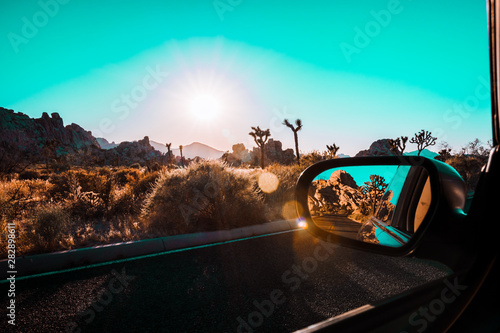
[{"left": 490, "top": 0, "right": 500, "bottom": 145}]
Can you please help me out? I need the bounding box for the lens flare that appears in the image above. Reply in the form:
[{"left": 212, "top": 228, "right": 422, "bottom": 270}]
[
  {"left": 297, "top": 217, "right": 308, "bottom": 229},
  {"left": 282, "top": 200, "right": 303, "bottom": 220},
  {"left": 258, "top": 172, "right": 279, "bottom": 193}
]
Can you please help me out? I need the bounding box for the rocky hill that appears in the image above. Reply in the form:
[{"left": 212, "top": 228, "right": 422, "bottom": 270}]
[
  {"left": 355, "top": 139, "right": 394, "bottom": 157},
  {"left": 98, "top": 136, "right": 164, "bottom": 166},
  {"left": 0, "top": 108, "right": 165, "bottom": 169},
  {"left": 0, "top": 107, "right": 99, "bottom": 153}
]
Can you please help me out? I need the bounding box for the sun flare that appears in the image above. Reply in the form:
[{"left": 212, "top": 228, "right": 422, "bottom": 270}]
[{"left": 189, "top": 93, "right": 220, "bottom": 121}]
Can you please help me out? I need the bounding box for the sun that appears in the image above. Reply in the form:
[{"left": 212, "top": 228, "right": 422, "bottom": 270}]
[{"left": 189, "top": 93, "right": 221, "bottom": 121}]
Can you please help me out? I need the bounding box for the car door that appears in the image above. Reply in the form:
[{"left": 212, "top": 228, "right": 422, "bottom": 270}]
[{"left": 294, "top": 0, "right": 500, "bottom": 331}]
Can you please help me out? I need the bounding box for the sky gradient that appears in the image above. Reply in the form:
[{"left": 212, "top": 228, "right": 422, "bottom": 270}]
[{"left": 0, "top": 0, "right": 492, "bottom": 156}]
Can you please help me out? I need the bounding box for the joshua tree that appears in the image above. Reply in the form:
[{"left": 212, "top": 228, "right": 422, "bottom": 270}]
[
  {"left": 42, "top": 138, "right": 59, "bottom": 171},
  {"left": 326, "top": 143, "right": 340, "bottom": 158},
  {"left": 249, "top": 126, "right": 271, "bottom": 168},
  {"left": 388, "top": 136, "right": 408, "bottom": 155},
  {"left": 283, "top": 118, "right": 303, "bottom": 164},
  {"left": 179, "top": 145, "right": 184, "bottom": 167},
  {"left": 165, "top": 143, "right": 175, "bottom": 167},
  {"left": 410, "top": 130, "right": 437, "bottom": 156},
  {"left": 362, "top": 175, "right": 388, "bottom": 213}
]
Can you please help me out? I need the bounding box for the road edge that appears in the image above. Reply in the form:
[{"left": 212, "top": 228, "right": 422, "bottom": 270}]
[{"left": 1, "top": 220, "right": 299, "bottom": 280}]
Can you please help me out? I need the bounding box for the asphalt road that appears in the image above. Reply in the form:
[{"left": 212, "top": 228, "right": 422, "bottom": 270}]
[
  {"left": 312, "top": 215, "right": 362, "bottom": 240},
  {"left": 1, "top": 229, "right": 451, "bottom": 333}
]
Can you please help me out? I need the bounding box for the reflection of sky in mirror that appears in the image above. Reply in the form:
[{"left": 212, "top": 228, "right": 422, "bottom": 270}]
[{"left": 314, "top": 165, "right": 410, "bottom": 205}]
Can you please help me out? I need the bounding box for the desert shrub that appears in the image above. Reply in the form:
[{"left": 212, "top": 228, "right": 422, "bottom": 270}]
[
  {"left": 96, "top": 166, "right": 113, "bottom": 177},
  {"left": 299, "top": 151, "right": 327, "bottom": 168},
  {"left": 50, "top": 169, "right": 112, "bottom": 197},
  {"left": 115, "top": 168, "right": 141, "bottom": 187},
  {"left": 48, "top": 169, "right": 84, "bottom": 199},
  {"left": 18, "top": 170, "right": 40, "bottom": 180},
  {"left": 31, "top": 205, "right": 69, "bottom": 249},
  {"left": 108, "top": 185, "right": 141, "bottom": 218},
  {"left": 51, "top": 167, "right": 114, "bottom": 198},
  {"left": 48, "top": 169, "right": 115, "bottom": 220},
  {"left": 52, "top": 156, "right": 71, "bottom": 173},
  {"left": 131, "top": 170, "right": 161, "bottom": 198},
  {"left": 0, "top": 179, "right": 52, "bottom": 220},
  {"left": 142, "top": 160, "right": 266, "bottom": 235},
  {"left": 130, "top": 163, "right": 141, "bottom": 169},
  {"left": 146, "top": 161, "right": 163, "bottom": 172},
  {"left": 64, "top": 173, "right": 108, "bottom": 219},
  {"left": 445, "top": 155, "right": 484, "bottom": 194}
]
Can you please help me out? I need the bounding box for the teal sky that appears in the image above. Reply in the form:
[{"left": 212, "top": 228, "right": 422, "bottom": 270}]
[{"left": 0, "top": 0, "right": 492, "bottom": 156}]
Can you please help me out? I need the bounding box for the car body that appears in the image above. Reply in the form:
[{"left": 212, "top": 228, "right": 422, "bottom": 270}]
[{"left": 294, "top": 0, "right": 500, "bottom": 331}]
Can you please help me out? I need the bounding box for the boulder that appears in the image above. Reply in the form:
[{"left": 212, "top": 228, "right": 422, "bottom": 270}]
[{"left": 355, "top": 139, "right": 395, "bottom": 157}]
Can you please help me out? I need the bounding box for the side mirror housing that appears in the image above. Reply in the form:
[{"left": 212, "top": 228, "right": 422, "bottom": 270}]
[{"left": 295, "top": 156, "right": 467, "bottom": 261}]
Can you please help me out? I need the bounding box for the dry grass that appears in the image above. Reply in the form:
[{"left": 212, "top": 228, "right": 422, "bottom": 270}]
[{"left": 0, "top": 161, "right": 306, "bottom": 258}]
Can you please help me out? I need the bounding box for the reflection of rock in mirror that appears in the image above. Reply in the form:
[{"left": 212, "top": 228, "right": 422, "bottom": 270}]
[{"left": 308, "top": 165, "right": 430, "bottom": 248}]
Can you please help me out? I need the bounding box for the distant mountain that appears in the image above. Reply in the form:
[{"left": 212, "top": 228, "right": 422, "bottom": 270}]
[
  {"left": 403, "top": 149, "right": 439, "bottom": 159},
  {"left": 149, "top": 140, "right": 169, "bottom": 154},
  {"left": 96, "top": 137, "right": 119, "bottom": 150},
  {"left": 150, "top": 140, "right": 224, "bottom": 159}
]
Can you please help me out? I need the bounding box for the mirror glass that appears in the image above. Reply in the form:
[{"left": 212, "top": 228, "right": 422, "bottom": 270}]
[{"left": 308, "top": 164, "right": 431, "bottom": 247}]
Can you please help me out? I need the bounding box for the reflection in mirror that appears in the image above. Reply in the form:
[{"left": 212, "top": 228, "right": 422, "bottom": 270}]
[{"left": 308, "top": 165, "right": 430, "bottom": 247}]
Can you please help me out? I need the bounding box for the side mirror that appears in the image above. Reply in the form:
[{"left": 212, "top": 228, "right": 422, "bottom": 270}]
[{"left": 295, "top": 156, "right": 466, "bottom": 256}]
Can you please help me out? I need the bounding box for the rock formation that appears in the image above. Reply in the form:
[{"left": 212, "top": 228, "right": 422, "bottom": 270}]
[
  {"left": 223, "top": 140, "right": 295, "bottom": 166},
  {"left": 308, "top": 170, "right": 363, "bottom": 216},
  {"left": 0, "top": 107, "right": 99, "bottom": 164},
  {"left": 355, "top": 139, "right": 395, "bottom": 157},
  {"left": 308, "top": 169, "right": 395, "bottom": 222},
  {"left": 0, "top": 108, "right": 164, "bottom": 169}
]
